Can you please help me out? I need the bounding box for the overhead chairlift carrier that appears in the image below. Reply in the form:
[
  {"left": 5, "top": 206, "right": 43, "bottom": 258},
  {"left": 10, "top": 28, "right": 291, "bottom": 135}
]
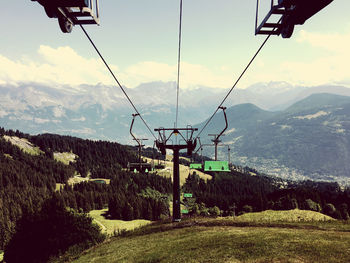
[
  {"left": 189, "top": 137, "right": 203, "bottom": 170},
  {"left": 128, "top": 113, "right": 151, "bottom": 173},
  {"left": 32, "top": 0, "right": 100, "bottom": 33},
  {"left": 255, "top": 0, "right": 333, "bottom": 38},
  {"left": 204, "top": 107, "right": 230, "bottom": 172}
]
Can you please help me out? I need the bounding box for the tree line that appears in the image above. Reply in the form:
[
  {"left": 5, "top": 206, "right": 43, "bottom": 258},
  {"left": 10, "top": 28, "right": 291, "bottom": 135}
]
[
  {"left": 182, "top": 171, "right": 350, "bottom": 219},
  {"left": 0, "top": 127, "right": 171, "bottom": 254},
  {"left": 2, "top": 126, "right": 350, "bottom": 262}
]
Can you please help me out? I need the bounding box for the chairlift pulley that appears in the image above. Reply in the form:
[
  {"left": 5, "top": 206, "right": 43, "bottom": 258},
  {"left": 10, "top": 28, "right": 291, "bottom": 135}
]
[{"left": 32, "top": 0, "right": 100, "bottom": 33}]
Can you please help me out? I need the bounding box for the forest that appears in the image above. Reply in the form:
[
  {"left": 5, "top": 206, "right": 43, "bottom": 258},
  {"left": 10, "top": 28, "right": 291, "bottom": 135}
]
[{"left": 1, "top": 126, "right": 350, "bottom": 262}]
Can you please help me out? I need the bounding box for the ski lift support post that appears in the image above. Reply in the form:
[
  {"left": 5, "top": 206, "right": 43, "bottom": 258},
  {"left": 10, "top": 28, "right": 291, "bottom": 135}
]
[
  {"left": 154, "top": 127, "right": 197, "bottom": 222},
  {"left": 208, "top": 106, "right": 228, "bottom": 161},
  {"left": 130, "top": 113, "right": 148, "bottom": 172}
]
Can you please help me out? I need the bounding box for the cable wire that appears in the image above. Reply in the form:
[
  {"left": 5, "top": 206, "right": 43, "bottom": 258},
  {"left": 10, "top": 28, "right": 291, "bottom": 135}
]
[
  {"left": 79, "top": 25, "right": 157, "bottom": 140},
  {"left": 195, "top": 33, "right": 273, "bottom": 140},
  {"left": 175, "top": 0, "right": 183, "bottom": 128}
]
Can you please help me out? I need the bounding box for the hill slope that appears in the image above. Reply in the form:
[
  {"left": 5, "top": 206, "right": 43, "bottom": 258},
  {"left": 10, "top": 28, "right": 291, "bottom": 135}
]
[
  {"left": 198, "top": 93, "right": 350, "bottom": 182},
  {"left": 72, "top": 214, "right": 350, "bottom": 263}
]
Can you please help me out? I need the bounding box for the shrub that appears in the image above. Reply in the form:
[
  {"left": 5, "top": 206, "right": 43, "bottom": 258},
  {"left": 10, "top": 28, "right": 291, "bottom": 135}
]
[
  {"left": 242, "top": 205, "right": 253, "bottom": 213},
  {"left": 4, "top": 196, "right": 105, "bottom": 263}
]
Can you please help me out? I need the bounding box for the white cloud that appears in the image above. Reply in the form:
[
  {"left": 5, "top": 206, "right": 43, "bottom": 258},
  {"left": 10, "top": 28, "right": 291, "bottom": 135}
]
[
  {"left": 0, "top": 46, "right": 232, "bottom": 89},
  {"left": 121, "top": 61, "right": 232, "bottom": 89},
  {"left": 0, "top": 45, "right": 115, "bottom": 86},
  {"left": 34, "top": 118, "right": 50, "bottom": 124},
  {"left": 237, "top": 28, "right": 350, "bottom": 89},
  {"left": 52, "top": 106, "right": 65, "bottom": 118},
  {"left": 0, "top": 110, "right": 8, "bottom": 118},
  {"left": 274, "top": 30, "right": 350, "bottom": 86},
  {"left": 1, "top": 30, "right": 350, "bottom": 90},
  {"left": 297, "top": 30, "right": 350, "bottom": 54},
  {"left": 254, "top": 29, "right": 350, "bottom": 87}
]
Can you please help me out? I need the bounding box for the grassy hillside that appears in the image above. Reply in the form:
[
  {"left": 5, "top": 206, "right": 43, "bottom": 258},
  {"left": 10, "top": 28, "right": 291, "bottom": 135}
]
[
  {"left": 3, "top": 135, "right": 43, "bottom": 155},
  {"left": 89, "top": 209, "right": 151, "bottom": 235},
  {"left": 53, "top": 151, "right": 77, "bottom": 165},
  {"left": 143, "top": 156, "right": 212, "bottom": 185},
  {"left": 72, "top": 211, "right": 350, "bottom": 263},
  {"left": 234, "top": 209, "right": 334, "bottom": 222}
]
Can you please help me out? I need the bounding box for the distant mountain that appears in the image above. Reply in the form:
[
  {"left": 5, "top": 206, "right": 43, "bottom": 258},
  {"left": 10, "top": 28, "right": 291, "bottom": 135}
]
[
  {"left": 197, "top": 93, "right": 350, "bottom": 183},
  {"left": 1, "top": 81, "right": 350, "bottom": 146}
]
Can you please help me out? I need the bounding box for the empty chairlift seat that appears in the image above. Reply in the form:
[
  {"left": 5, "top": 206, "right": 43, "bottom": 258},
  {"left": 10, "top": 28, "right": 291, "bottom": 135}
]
[
  {"left": 204, "top": 161, "right": 230, "bottom": 172},
  {"left": 190, "top": 163, "right": 203, "bottom": 170}
]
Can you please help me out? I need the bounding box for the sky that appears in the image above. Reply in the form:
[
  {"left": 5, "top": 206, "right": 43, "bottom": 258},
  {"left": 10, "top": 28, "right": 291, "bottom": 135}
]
[{"left": 1, "top": 0, "right": 350, "bottom": 91}]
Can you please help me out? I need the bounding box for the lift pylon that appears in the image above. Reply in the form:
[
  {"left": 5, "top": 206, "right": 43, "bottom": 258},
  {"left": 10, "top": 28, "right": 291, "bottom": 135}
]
[{"left": 154, "top": 127, "right": 197, "bottom": 222}]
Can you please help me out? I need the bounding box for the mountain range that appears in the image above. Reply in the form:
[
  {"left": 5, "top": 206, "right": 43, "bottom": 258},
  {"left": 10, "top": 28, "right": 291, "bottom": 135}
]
[
  {"left": 1, "top": 81, "right": 350, "bottom": 183},
  {"left": 198, "top": 93, "right": 350, "bottom": 184}
]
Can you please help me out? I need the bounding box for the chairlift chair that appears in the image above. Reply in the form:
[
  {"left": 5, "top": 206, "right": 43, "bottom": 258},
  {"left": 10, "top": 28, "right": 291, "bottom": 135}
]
[
  {"left": 204, "top": 161, "right": 230, "bottom": 172},
  {"left": 32, "top": 0, "right": 100, "bottom": 33},
  {"left": 189, "top": 163, "right": 203, "bottom": 170},
  {"left": 255, "top": 0, "right": 333, "bottom": 38}
]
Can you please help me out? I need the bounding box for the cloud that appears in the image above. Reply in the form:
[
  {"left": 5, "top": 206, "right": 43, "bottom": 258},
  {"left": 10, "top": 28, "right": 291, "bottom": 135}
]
[
  {"left": 0, "top": 45, "right": 115, "bottom": 86},
  {"left": 297, "top": 29, "right": 350, "bottom": 54},
  {"left": 241, "top": 28, "right": 350, "bottom": 88},
  {"left": 287, "top": 30, "right": 350, "bottom": 86},
  {"left": 1, "top": 32, "right": 350, "bottom": 90},
  {"left": 0, "top": 46, "right": 232, "bottom": 89},
  {"left": 122, "top": 61, "right": 232, "bottom": 89}
]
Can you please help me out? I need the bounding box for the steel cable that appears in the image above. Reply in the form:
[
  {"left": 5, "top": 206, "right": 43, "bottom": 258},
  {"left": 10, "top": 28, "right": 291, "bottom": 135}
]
[
  {"left": 195, "top": 33, "right": 274, "bottom": 140},
  {"left": 80, "top": 25, "right": 157, "bottom": 140},
  {"left": 175, "top": 0, "right": 183, "bottom": 128}
]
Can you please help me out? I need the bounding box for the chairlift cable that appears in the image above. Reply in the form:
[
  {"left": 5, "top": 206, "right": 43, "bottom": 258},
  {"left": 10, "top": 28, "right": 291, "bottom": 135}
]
[
  {"left": 175, "top": 0, "right": 183, "bottom": 128},
  {"left": 195, "top": 27, "right": 278, "bottom": 140},
  {"left": 79, "top": 25, "right": 157, "bottom": 140}
]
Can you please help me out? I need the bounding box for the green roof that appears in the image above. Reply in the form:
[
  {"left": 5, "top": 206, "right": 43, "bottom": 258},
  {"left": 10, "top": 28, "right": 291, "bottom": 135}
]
[
  {"left": 204, "top": 161, "right": 230, "bottom": 172},
  {"left": 190, "top": 163, "right": 202, "bottom": 169}
]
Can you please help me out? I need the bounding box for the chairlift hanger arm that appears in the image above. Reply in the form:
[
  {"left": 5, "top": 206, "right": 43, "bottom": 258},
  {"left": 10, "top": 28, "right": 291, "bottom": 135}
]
[
  {"left": 208, "top": 106, "right": 228, "bottom": 144},
  {"left": 130, "top": 113, "right": 141, "bottom": 147},
  {"left": 194, "top": 137, "right": 203, "bottom": 154},
  {"left": 217, "top": 106, "right": 228, "bottom": 139}
]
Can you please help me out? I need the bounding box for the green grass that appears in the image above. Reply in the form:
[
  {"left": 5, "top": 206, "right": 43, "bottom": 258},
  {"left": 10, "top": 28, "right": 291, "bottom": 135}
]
[
  {"left": 73, "top": 220, "right": 350, "bottom": 263},
  {"left": 3, "top": 135, "right": 43, "bottom": 156},
  {"left": 3, "top": 153, "right": 13, "bottom": 159},
  {"left": 53, "top": 152, "right": 77, "bottom": 165},
  {"left": 72, "top": 210, "right": 350, "bottom": 263},
  {"left": 0, "top": 251, "right": 3, "bottom": 262},
  {"left": 143, "top": 156, "right": 212, "bottom": 185},
  {"left": 55, "top": 183, "right": 65, "bottom": 191},
  {"left": 235, "top": 209, "right": 335, "bottom": 222},
  {"left": 89, "top": 209, "right": 151, "bottom": 235}
]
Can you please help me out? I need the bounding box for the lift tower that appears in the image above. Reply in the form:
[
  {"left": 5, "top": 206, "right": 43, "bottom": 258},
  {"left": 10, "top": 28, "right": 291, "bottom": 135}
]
[{"left": 155, "top": 127, "right": 197, "bottom": 222}]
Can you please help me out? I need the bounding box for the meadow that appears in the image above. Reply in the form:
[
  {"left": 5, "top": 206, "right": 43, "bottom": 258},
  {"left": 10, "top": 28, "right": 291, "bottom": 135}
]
[
  {"left": 72, "top": 210, "right": 350, "bottom": 263},
  {"left": 89, "top": 209, "right": 151, "bottom": 235}
]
